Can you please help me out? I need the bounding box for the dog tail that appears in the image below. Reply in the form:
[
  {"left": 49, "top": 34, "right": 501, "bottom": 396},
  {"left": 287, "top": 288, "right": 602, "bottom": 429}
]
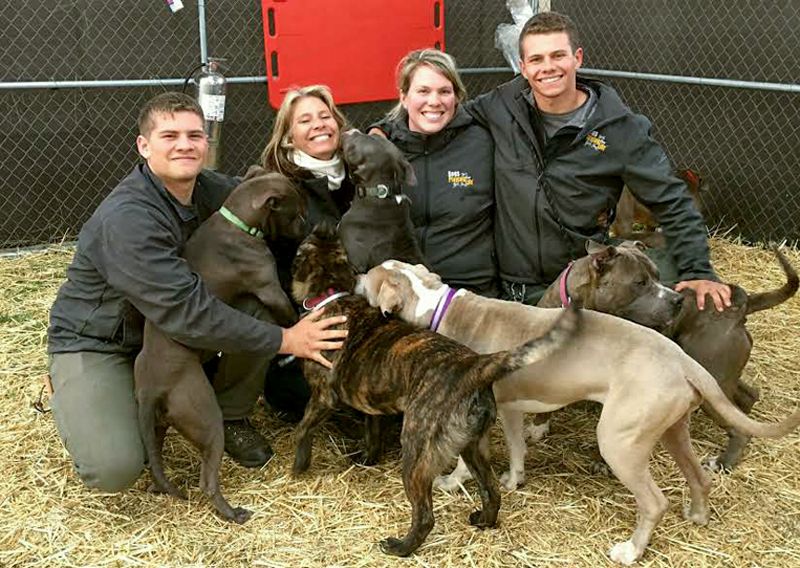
[
  {"left": 686, "top": 366, "right": 800, "bottom": 438},
  {"left": 746, "top": 248, "right": 799, "bottom": 314},
  {"left": 475, "top": 303, "right": 581, "bottom": 389}
]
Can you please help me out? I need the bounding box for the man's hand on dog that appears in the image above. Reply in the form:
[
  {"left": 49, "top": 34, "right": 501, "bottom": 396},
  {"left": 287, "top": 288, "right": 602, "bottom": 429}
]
[
  {"left": 675, "top": 279, "right": 732, "bottom": 311},
  {"left": 280, "top": 308, "right": 348, "bottom": 369}
]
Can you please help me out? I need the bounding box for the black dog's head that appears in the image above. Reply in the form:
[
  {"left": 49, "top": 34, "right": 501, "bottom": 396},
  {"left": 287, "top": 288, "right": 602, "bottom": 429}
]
[
  {"left": 291, "top": 222, "right": 357, "bottom": 304},
  {"left": 230, "top": 165, "right": 306, "bottom": 241},
  {"left": 341, "top": 130, "right": 416, "bottom": 193}
]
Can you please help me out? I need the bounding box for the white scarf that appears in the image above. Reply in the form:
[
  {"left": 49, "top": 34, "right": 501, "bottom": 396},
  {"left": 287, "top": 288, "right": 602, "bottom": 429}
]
[{"left": 289, "top": 149, "right": 345, "bottom": 190}]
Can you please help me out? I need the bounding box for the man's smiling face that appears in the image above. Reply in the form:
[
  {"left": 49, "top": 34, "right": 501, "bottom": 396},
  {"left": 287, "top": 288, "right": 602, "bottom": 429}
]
[
  {"left": 136, "top": 111, "right": 208, "bottom": 189},
  {"left": 519, "top": 31, "right": 584, "bottom": 112}
]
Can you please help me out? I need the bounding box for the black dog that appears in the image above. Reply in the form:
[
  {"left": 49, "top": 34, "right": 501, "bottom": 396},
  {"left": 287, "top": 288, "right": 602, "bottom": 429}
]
[
  {"left": 134, "top": 167, "right": 304, "bottom": 523},
  {"left": 289, "top": 224, "right": 579, "bottom": 556},
  {"left": 338, "top": 130, "right": 425, "bottom": 272}
]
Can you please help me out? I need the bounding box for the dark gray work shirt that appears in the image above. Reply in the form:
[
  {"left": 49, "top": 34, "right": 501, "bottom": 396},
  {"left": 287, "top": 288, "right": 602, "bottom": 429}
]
[{"left": 47, "top": 164, "right": 284, "bottom": 356}]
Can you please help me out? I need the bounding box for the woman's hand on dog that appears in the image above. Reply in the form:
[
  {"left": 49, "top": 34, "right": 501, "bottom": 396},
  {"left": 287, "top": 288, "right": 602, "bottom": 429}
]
[
  {"left": 675, "top": 279, "right": 732, "bottom": 311},
  {"left": 279, "top": 308, "right": 348, "bottom": 369}
]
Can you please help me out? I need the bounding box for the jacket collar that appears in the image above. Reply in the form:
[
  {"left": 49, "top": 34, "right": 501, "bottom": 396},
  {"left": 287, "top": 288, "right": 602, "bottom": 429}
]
[
  {"left": 140, "top": 163, "right": 197, "bottom": 223},
  {"left": 501, "top": 76, "right": 631, "bottom": 150},
  {"left": 387, "top": 106, "right": 473, "bottom": 156}
]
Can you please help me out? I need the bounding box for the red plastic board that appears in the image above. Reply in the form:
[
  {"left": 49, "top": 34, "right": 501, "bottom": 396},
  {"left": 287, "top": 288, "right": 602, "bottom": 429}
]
[{"left": 261, "top": 0, "right": 445, "bottom": 108}]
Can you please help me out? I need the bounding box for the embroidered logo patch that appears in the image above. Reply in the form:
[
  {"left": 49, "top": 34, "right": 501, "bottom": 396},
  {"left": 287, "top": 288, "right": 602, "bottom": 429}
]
[
  {"left": 447, "top": 170, "right": 474, "bottom": 188},
  {"left": 584, "top": 130, "right": 607, "bottom": 152}
]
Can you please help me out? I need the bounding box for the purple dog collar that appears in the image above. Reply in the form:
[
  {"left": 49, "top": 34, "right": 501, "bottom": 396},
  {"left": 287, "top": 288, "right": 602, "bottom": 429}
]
[
  {"left": 558, "top": 261, "right": 575, "bottom": 308},
  {"left": 429, "top": 287, "right": 457, "bottom": 332}
]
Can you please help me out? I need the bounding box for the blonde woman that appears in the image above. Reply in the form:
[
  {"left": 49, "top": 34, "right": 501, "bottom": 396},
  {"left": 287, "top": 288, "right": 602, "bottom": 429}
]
[
  {"left": 260, "top": 85, "right": 355, "bottom": 418},
  {"left": 376, "top": 50, "right": 498, "bottom": 297}
]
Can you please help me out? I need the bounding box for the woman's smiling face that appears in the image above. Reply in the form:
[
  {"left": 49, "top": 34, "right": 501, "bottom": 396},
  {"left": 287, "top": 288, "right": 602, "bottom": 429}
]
[
  {"left": 289, "top": 96, "right": 340, "bottom": 159},
  {"left": 401, "top": 64, "right": 456, "bottom": 135}
]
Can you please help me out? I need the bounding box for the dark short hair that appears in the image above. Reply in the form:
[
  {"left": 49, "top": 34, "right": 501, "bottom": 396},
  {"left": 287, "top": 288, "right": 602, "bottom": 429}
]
[
  {"left": 137, "top": 92, "right": 205, "bottom": 137},
  {"left": 518, "top": 11, "right": 581, "bottom": 58}
]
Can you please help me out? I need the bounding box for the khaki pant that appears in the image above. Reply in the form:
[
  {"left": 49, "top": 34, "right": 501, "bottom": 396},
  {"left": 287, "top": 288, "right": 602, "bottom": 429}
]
[{"left": 49, "top": 348, "right": 271, "bottom": 493}]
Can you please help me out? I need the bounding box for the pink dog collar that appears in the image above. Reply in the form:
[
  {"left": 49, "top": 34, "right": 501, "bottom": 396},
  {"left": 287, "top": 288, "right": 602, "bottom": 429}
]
[
  {"left": 429, "top": 287, "right": 457, "bottom": 332},
  {"left": 558, "top": 262, "right": 575, "bottom": 308},
  {"left": 302, "top": 288, "right": 349, "bottom": 311}
]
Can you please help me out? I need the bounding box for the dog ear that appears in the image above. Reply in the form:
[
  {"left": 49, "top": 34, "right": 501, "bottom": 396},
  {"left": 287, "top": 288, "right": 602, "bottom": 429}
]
[
  {"left": 399, "top": 158, "right": 417, "bottom": 187},
  {"left": 585, "top": 240, "right": 608, "bottom": 255},
  {"left": 243, "top": 164, "right": 269, "bottom": 181},
  {"left": 588, "top": 244, "right": 618, "bottom": 273},
  {"left": 377, "top": 275, "right": 405, "bottom": 316},
  {"left": 252, "top": 191, "right": 280, "bottom": 212}
]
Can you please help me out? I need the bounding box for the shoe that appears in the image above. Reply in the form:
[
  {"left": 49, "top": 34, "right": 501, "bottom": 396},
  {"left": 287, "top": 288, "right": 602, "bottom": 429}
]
[{"left": 223, "top": 419, "right": 274, "bottom": 468}]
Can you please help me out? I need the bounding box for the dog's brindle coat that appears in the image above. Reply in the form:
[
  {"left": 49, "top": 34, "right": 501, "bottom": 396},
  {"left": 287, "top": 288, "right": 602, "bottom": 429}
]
[
  {"left": 290, "top": 225, "right": 579, "bottom": 557},
  {"left": 338, "top": 130, "right": 425, "bottom": 273},
  {"left": 539, "top": 241, "right": 799, "bottom": 471},
  {"left": 359, "top": 260, "right": 800, "bottom": 565},
  {"left": 134, "top": 167, "right": 304, "bottom": 523}
]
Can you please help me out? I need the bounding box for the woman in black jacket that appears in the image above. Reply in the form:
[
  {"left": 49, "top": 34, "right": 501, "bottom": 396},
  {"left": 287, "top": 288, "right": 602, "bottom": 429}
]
[
  {"left": 379, "top": 50, "right": 498, "bottom": 297},
  {"left": 259, "top": 85, "right": 355, "bottom": 418}
]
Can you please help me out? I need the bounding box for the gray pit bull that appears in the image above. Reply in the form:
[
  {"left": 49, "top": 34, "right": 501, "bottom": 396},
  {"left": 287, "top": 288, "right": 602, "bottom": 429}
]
[
  {"left": 357, "top": 260, "right": 800, "bottom": 565},
  {"left": 338, "top": 130, "right": 425, "bottom": 273},
  {"left": 537, "top": 240, "right": 798, "bottom": 471},
  {"left": 134, "top": 167, "right": 304, "bottom": 523}
]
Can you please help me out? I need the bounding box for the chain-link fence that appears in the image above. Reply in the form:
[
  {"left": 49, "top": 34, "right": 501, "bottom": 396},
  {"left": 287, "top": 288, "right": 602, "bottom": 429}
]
[{"left": 2, "top": 0, "right": 798, "bottom": 249}]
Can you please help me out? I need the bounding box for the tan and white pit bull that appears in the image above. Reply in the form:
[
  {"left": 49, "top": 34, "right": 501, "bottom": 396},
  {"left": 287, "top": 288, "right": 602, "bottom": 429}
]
[{"left": 356, "top": 260, "right": 800, "bottom": 566}]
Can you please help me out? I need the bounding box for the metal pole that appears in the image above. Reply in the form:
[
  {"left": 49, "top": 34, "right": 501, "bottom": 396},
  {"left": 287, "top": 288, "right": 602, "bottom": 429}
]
[
  {"left": 2, "top": 70, "right": 799, "bottom": 94},
  {"left": 198, "top": 0, "right": 208, "bottom": 65},
  {"left": 457, "top": 67, "right": 800, "bottom": 94},
  {"left": 0, "top": 76, "right": 268, "bottom": 90}
]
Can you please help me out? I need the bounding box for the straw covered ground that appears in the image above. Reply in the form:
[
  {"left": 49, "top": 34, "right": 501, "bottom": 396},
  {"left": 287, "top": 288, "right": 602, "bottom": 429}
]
[{"left": 1, "top": 238, "right": 799, "bottom": 567}]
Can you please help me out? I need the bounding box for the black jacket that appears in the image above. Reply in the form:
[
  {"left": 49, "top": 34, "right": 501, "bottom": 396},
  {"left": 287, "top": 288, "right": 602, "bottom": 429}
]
[
  {"left": 271, "top": 172, "right": 355, "bottom": 292},
  {"left": 467, "top": 76, "right": 716, "bottom": 286},
  {"left": 381, "top": 107, "right": 498, "bottom": 296},
  {"left": 47, "top": 164, "right": 283, "bottom": 356}
]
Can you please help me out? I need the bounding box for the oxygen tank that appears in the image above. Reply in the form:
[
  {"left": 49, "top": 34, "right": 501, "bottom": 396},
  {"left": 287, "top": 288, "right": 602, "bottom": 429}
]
[{"left": 196, "top": 59, "right": 226, "bottom": 170}]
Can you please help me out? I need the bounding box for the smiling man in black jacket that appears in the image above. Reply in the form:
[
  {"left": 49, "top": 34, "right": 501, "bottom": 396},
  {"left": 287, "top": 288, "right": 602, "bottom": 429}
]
[
  {"left": 47, "top": 92, "right": 347, "bottom": 493},
  {"left": 466, "top": 11, "right": 730, "bottom": 310}
]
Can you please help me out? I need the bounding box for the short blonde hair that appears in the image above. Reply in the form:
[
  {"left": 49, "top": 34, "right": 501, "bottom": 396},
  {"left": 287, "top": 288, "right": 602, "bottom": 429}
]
[
  {"left": 387, "top": 49, "right": 467, "bottom": 121},
  {"left": 260, "top": 85, "right": 348, "bottom": 177}
]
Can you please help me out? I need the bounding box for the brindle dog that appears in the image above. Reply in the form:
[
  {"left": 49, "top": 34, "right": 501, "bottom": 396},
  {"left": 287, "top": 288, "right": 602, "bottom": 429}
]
[
  {"left": 290, "top": 224, "right": 579, "bottom": 556},
  {"left": 135, "top": 167, "right": 304, "bottom": 523}
]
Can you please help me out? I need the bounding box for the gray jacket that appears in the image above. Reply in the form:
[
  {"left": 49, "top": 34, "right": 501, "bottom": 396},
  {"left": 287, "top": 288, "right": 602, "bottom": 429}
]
[
  {"left": 382, "top": 107, "right": 498, "bottom": 296},
  {"left": 467, "top": 76, "right": 716, "bottom": 286},
  {"left": 47, "top": 164, "right": 283, "bottom": 356}
]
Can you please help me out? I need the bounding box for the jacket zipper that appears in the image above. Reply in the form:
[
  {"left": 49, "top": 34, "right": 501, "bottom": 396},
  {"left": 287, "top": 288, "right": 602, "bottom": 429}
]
[{"left": 419, "top": 144, "right": 431, "bottom": 255}]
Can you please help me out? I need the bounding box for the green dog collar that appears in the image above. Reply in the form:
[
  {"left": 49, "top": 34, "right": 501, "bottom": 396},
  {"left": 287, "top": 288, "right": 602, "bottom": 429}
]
[{"left": 219, "top": 206, "right": 264, "bottom": 239}]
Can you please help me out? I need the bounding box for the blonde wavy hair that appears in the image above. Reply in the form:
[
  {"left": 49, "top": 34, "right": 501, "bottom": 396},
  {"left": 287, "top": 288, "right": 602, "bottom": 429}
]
[
  {"left": 387, "top": 49, "right": 467, "bottom": 122},
  {"left": 260, "top": 85, "right": 348, "bottom": 177}
]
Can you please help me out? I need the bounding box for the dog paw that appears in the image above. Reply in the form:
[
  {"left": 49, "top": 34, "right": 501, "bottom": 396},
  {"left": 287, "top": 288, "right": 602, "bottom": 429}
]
[
  {"left": 526, "top": 421, "right": 550, "bottom": 442},
  {"left": 701, "top": 455, "right": 732, "bottom": 474},
  {"left": 499, "top": 470, "right": 524, "bottom": 490},
  {"left": 379, "top": 536, "right": 412, "bottom": 557},
  {"left": 468, "top": 509, "right": 497, "bottom": 528},
  {"left": 608, "top": 540, "right": 641, "bottom": 565},
  {"left": 433, "top": 475, "right": 462, "bottom": 492},
  {"left": 231, "top": 506, "right": 253, "bottom": 524},
  {"left": 682, "top": 504, "right": 709, "bottom": 526}
]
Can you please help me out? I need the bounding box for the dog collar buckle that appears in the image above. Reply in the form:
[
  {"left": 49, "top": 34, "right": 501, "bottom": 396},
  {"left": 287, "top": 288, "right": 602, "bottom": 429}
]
[{"left": 357, "top": 183, "right": 391, "bottom": 199}]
